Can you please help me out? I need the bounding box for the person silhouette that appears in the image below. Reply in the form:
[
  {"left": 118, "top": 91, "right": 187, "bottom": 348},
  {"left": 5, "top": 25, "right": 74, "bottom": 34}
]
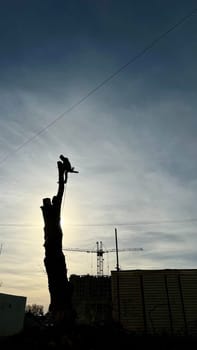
[{"left": 59, "top": 154, "right": 79, "bottom": 183}]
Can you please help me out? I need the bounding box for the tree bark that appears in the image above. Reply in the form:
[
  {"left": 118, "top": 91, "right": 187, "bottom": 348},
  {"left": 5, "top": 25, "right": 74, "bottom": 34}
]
[{"left": 40, "top": 158, "right": 76, "bottom": 329}]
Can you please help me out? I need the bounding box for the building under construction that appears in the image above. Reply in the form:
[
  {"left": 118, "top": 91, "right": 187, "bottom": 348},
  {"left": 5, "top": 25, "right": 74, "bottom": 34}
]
[
  {"left": 69, "top": 269, "right": 197, "bottom": 337},
  {"left": 69, "top": 274, "right": 112, "bottom": 325}
]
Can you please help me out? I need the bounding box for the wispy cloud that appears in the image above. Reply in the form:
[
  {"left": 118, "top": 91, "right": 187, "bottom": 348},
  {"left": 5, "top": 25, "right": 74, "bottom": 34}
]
[{"left": 0, "top": 0, "right": 197, "bottom": 311}]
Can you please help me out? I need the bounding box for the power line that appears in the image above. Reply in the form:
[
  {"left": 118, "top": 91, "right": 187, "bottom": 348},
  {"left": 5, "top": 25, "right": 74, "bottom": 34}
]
[
  {"left": 0, "top": 7, "right": 197, "bottom": 165},
  {"left": 57, "top": 218, "right": 197, "bottom": 226},
  {"left": 0, "top": 224, "right": 40, "bottom": 227},
  {"left": 0, "top": 218, "right": 197, "bottom": 227}
]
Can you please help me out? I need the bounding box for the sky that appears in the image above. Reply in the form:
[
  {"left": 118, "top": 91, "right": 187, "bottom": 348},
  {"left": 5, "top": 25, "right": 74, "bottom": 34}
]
[{"left": 0, "top": 0, "right": 197, "bottom": 313}]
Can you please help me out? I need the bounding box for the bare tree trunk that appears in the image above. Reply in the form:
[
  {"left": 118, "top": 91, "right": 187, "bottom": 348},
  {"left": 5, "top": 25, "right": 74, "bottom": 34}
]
[{"left": 40, "top": 157, "right": 76, "bottom": 330}]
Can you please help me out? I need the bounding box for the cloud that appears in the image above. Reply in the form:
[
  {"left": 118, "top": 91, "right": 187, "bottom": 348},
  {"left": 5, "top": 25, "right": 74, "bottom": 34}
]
[{"left": 0, "top": 0, "right": 197, "bottom": 309}]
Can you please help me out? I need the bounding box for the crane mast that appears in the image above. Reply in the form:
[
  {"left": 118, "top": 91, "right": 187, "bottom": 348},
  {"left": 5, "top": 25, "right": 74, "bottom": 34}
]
[{"left": 96, "top": 241, "right": 104, "bottom": 276}]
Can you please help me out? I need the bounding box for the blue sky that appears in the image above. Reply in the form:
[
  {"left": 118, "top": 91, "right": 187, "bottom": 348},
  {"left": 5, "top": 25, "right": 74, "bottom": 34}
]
[{"left": 0, "top": 0, "right": 197, "bottom": 312}]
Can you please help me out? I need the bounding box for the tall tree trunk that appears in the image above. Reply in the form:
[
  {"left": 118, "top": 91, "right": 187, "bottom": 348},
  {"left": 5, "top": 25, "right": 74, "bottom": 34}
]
[{"left": 40, "top": 157, "right": 76, "bottom": 330}]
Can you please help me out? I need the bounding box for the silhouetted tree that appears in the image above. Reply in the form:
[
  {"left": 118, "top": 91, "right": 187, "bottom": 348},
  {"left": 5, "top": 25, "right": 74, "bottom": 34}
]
[
  {"left": 40, "top": 156, "right": 77, "bottom": 331},
  {"left": 26, "top": 304, "right": 44, "bottom": 316}
]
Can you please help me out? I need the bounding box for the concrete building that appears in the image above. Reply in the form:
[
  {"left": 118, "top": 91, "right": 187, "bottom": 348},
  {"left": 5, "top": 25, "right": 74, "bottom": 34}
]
[
  {"left": 111, "top": 269, "right": 197, "bottom": 336},
  {"left": 69, "top": 274, "right": 112, "bottom": 325},
  {"left": 0, "top": 292, "right": 26, "bottom": 337}
]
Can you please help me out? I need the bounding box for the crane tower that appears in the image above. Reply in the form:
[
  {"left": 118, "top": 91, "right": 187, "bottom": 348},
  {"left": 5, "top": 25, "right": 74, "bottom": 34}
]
[{"left": 63, "top": 241, "right": 143, "bottom": 276}]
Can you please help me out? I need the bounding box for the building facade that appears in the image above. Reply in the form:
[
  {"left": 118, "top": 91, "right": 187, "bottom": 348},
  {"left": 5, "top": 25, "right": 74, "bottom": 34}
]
[
  {"left": 0, "top": 292, "right": 26, "bottom": 336},
  {"left": 69, "top": 274, "right": 112, "bottom": 325},
  {"left": 111, "top": 269, "right": 197, "bottom": 336}
]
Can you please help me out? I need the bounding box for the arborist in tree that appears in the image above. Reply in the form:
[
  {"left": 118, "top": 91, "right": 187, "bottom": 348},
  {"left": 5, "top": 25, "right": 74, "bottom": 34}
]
[{"left": 40, "top": 155, "right": 78, "bottom": 329}]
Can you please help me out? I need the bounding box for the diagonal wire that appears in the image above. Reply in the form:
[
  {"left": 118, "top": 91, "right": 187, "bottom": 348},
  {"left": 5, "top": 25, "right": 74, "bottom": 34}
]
[{"left": 0, "top": 7, "right": 197, "bottom": 165}]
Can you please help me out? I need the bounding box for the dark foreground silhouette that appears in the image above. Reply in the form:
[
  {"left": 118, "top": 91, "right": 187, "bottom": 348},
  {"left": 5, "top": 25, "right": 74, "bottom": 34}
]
[
  {"left": 1, "top": 320, "right": 197, "bottom": 350},
  {"left": 40, "top": 156, "right": 78, "bottom": 330}
]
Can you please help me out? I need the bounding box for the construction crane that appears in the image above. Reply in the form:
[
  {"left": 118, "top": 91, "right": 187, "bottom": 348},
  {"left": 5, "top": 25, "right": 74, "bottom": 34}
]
[{"left": 63, "top": 241, "right": 143, "bottom": 276}]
